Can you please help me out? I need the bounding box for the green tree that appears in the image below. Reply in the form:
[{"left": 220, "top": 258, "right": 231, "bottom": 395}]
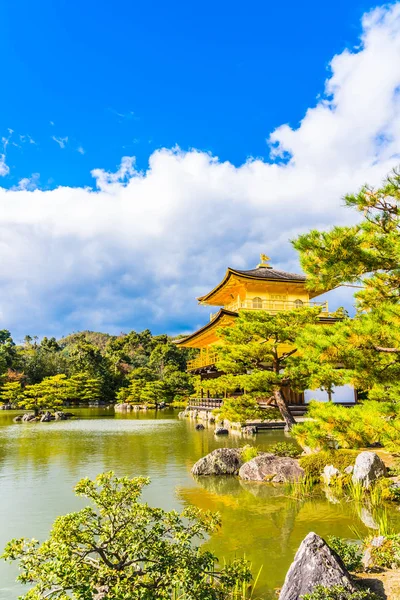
[
  {"left": 141, "top": 380, "right": 167, "bottom": 405},
  {"left": 148, "top": 341, "right": 187, "bottom": 374},
  {"left": 0, "top": 381, "right": 23, "bottom": 406},
  {"left": 20, "top": 336, "right": 69, "bottom": 384},
  {"left": 213, "top": 307, "right": 332, "bottom": 430},
  {"left": 292, "top": 167, "right": 400, "bottom": 402},
  {"left": 2, "top": 472, "right": 251, "bottom": 599},
  {"left": 0, "top": 330, "right": 17, "bottom": 375},
  {"left": 20, "top": 374, "right": 71, "bottom": 416},
  {"left": 293, "top": 167, "right": 400, "bottom": 310},
  {"left": 162, "top": 366, "right": 194, "bottom": 403},
  {"left": 69, "top": 372, "right": 103, "bottom": 404}
]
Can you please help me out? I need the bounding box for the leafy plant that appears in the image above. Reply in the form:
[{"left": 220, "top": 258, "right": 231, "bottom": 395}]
[
  {"left": 2, "top": 472, "right": 252, "bottom": 599},
  {"left": 241, "top": 445, "right": 259, "bottom": 463},
  {"left": 367, "top": 534, "right": 400, "bottom": 568},
  {"left": 301, "top": 585, "right": 380, "bottom": 600},
  {"left": 269, "top": 441, "right": 301, "bottom": 458},
  {"left": 327, "top": 536, "right": 363, "bottom": 572},
  {"left": 299, "top": 450, "right": 359, "bottom": 481}
]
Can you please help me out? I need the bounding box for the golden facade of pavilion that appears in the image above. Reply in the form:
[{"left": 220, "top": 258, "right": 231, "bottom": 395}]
[{"left": 176, "top": 255, "right": 331, "bottom": 372}]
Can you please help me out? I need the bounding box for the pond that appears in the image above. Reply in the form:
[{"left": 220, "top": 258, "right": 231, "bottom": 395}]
[{"left": 0, "top": 408, "right": 399, "bottom": 599}]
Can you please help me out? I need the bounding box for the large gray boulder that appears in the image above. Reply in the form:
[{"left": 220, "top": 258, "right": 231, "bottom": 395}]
[
  {"left": 239, "top": 453, "right": 304, "bottom": 482},
  {"left": 279, "top": 532, "right": 356, "bottom": 600},
  {"left": 352, "top": 451, "right": 387, "bottom": 489},
  {"left": 191, "top": 448, "right": 243, "bottom": 476}
]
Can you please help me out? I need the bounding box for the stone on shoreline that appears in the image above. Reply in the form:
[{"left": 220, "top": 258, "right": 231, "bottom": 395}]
[
  {"left": 239, "top": 453, "right": 304, "bottom": 483},
  {"left": 352, "top": 451, "right": 387, "bottom": 489},
  {"left": 322, "top": 464, "right": 340, "bottom": 486},
  {"left": 278, "top": 532, "right": 356, "bottom": 600},
  {"left": 191, "top": 448, "right": 243, "bottom": 476}
]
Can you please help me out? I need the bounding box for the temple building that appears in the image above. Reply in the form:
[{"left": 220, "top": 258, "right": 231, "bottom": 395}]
[{"left": 176, "top": 255, "right": 356, "bottom": 406}]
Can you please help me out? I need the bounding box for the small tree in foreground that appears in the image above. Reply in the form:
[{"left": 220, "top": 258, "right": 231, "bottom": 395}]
[{"left": 2, "top": 472, "right": 252, "bottom": 600}]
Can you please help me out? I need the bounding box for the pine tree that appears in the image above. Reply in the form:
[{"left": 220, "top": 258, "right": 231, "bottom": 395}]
[
  {"left": 0, "top": 381, "right": 23, "bottom": 406},
  {"left": 213, "top": 307, "right": 340, "bottom": 430},
  {"left": 293, "top": 166, "right": 400, "bottom": 400},
  {"left": 20, "top": 374, "right": 71, "bottom": 416},
  {"left": 293, "top": 167, "right": 400, "bottom": 310}
]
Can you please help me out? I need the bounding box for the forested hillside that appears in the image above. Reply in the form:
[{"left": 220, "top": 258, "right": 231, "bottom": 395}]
[{"left": 0, "top": 329, "right": 196, "bottom": 410}]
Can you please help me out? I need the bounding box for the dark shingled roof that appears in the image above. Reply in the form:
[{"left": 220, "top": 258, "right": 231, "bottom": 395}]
[{"left": 233, "top": 267, "right": 306, "bottom": 281}]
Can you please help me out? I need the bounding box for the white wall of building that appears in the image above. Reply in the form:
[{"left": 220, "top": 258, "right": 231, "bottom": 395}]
[{"left": 304, "top": 384, "right": 356, "bottom": 404}]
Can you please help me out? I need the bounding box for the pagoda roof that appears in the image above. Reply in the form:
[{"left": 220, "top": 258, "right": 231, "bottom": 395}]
[
  {"left": 197, "top": 265, "right": 310, "bottom": 304},
  {"left": 174, "top": 309, "right": 238, "bottom": 347}
]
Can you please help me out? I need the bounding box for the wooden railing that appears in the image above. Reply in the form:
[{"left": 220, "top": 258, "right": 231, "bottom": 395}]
[
  {"left": 210, "top": 299, "right": 328, "bottom": 321},
  {"left": 188, "top": 398, "right": 223, "bottom": 409},
  {"left": 187, "top": 349, "right": 219, "bottom": 371}
]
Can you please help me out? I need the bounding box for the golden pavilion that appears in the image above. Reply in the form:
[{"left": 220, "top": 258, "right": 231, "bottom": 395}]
[{"left": 176, "top": 254, "right": 356, "bottom": 407}]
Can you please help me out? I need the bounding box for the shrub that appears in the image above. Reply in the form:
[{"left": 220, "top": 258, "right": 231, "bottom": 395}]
[
  {"left": 368, "top": 534, "right": 400, "bottom": 568},
  {"left": 241, "top": 444, "right": 259, "bottom": 463},
  {"left": 327, "top": 536, "right": 363, "bottom": 572},
  {"left": 269, "top": 441, "right": 302, "bottom": 458},
  {"left": 1, "top": 472, "right": 252, "bottom": 599},
  {"left": 292, "top": 400, "right": 400, "bottom": 451},
  {"left": 299, "top": 450, "right": 359, "bottom": 481},
  {"left": 301, "top": 585, "right": 380, "bottom": 600}
]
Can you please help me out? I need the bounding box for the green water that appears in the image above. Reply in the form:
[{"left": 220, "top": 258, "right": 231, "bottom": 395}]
[{"left": 0, "top": 409, "right": 399, "bottom": 599}]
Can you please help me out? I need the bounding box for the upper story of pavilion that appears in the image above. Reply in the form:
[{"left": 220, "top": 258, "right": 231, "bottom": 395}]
[
  {"left": 175, "top": 255, "right": 333, "bottom": 371},
  {"left": 197, "top": 254, "right": 328, "bottom": 316}
]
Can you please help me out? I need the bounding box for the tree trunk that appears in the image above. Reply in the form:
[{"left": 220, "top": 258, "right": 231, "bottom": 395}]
[{"left": 273, "top": 389, "right": 296, "bottom": 432}]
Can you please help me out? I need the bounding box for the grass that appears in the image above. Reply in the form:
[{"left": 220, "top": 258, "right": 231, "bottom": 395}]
[
  {"left": 231, "top": 565, "right": 263, "bottom": 599},
  {"left": 346, "top": 480, "right": 364, "bottom": 503},
  {"left": 241, "top": 445, "right": 259, "bottom": 463},
  {"left": 285, "top": 475, "right": 315, "bottom": 500}
]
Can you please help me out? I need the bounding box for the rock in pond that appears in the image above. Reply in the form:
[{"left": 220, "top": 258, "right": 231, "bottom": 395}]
[
  {"left": 214, "top": 427, "right": 229, "bottom": 435},
  {"left": 352, "top": 451, "right": 386, "bottom": 489},
  {"left": 191, "top": 448, "right": 243, "bottom": 476},
  {"left": 22, "top": 413, "right": 37, "bottom": 422},
  {"left": 239, "top": 453, "right": 304, "bottom": 483},
  {"left": 40, "top": 411, "right": 54, "bottom": 422},
  {"left": 279, "top": 532, "right": 356, "bottom": 600},
  {"left": 195, "top": 423, "right": 205, "bottom": 430}
]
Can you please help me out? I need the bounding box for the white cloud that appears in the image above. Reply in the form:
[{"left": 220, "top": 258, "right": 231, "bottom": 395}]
[
  {"left": 52, "top": 136, "right": 68, "bottom": 149},
  {"left": 0, "top": 154, "right": 9, "bottom": 177},
  {"left": 13, "top": 173, "right": 40, "bottom": 191},
  {"left": 77, "top": 146, "right": 85, "bottom": 155},
  {"left": 1, "top": 3, "right": 400, "bottom": 339}
]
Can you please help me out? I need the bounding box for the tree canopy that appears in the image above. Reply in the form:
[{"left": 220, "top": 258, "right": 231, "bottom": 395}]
[
  {"left": 2, "top": 472, "right": 251, "bottom": 599},
  {"left": 203, "top": 307, "right": 343, "bottom": 429},
  {"left": 0, "top": 329, "right": 195, "bottom": 409}
]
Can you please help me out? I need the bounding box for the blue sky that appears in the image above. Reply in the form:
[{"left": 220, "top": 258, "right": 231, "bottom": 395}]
[
  {"left": 1, "top": 1, "right": 400, "bottom": 340},
  {"left": 2, "top": 0, "right": 376, "bottom": 188}
]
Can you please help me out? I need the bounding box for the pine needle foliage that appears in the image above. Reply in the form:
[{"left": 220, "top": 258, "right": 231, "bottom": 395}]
[{"left": 2, "top": 472, "right": 252, "bottom": 600}]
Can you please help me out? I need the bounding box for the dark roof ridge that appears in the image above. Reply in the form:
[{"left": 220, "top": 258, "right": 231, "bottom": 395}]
[{"left": 231, "top": 266, "right": 306, "bottom": 281}]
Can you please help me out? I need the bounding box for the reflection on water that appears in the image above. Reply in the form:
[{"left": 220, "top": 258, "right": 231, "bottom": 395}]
[{"left": 0, "top": 408, "right": 399, "bottom": 599}]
